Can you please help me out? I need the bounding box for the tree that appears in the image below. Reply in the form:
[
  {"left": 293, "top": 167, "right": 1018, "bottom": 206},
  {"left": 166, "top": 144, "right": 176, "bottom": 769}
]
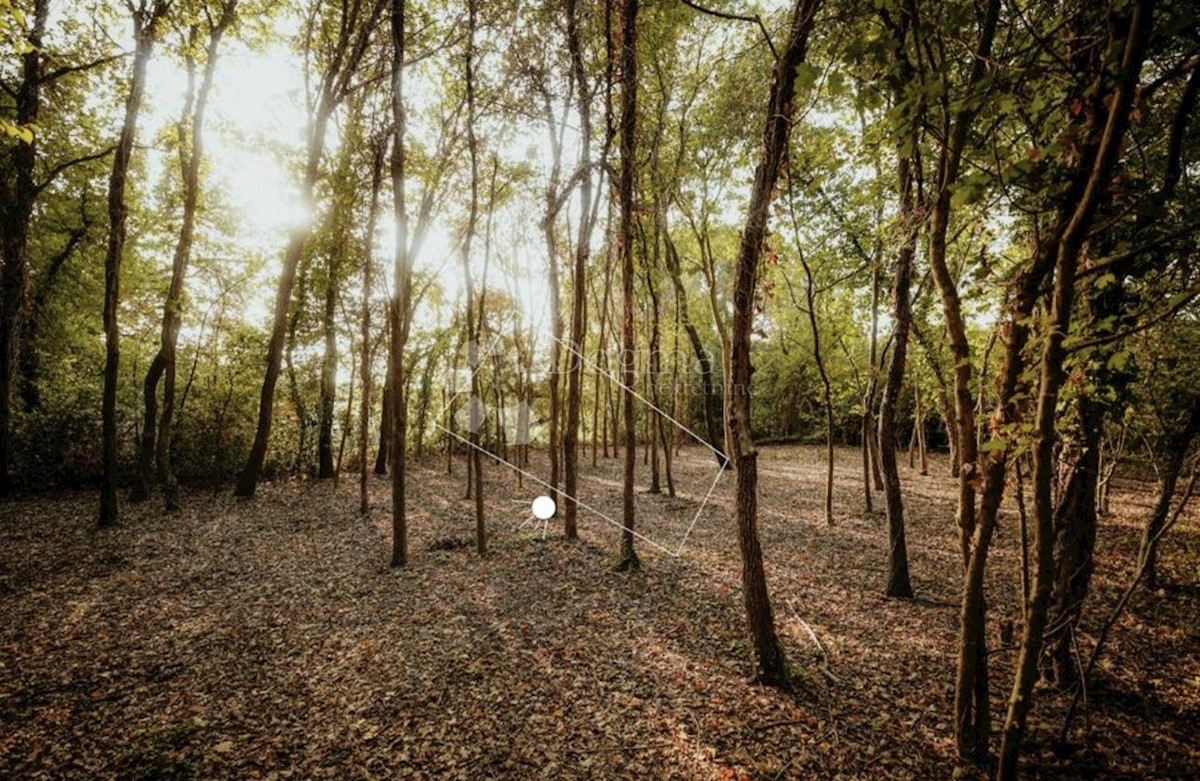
[
  {"left": 360, "top": 132, "right": 387, "bottom": 515},
  {"left": 99, "top": 0, "right": 171, "bottom": 528},
  {"left": 614, "top": 0, "right": 639, "bottom": 572},
  {"left": 562, "top": 0, "right": 597, "bottom": 541},
  {"left": 876, "top": 2, "right": 918, "bottom": 600},
  {"left": 461, "top": 0, "right": 485, "bottom": 555},
  {"left": 997, "top": 2, "right": 1153, "bottom": 774},
  {"left": 2, "top": 0, "right": 116, "bottom": 494},
  {"left": 388, "top": 0, "right": 412, "bottom": 567},
  {"left": 236, "top": 0, "right": 384, "bottom": 498},
  {"left": 0, "top": 0, "right": 46, "bottom": 496},
  {"left": 723, "top": 0, "right": 821, "bottom": 684},
  {"left": 131, "top": 0, "right": 238, "bottom": 510}
]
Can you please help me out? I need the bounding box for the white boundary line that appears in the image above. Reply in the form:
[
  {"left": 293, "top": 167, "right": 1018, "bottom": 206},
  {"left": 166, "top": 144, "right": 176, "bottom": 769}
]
[
  {"left": 433, "top": 421, "right": 678, "bottom": 556},
  {"left": 426, "top": 330, "right": 728, "bottom": 557},
  {"left": 553, "top": 334, "right": 728, "bottom": 464}
]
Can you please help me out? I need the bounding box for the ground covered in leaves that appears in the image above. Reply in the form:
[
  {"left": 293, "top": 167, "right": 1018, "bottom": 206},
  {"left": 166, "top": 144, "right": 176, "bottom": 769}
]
[{"left": 2, "top": 444, "right": 1198, "bottom": 779}]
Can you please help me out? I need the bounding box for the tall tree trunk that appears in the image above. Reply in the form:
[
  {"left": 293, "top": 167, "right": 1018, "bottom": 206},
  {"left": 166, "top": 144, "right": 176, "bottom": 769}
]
[
  {"left": 997, "top": 4, "right": 1152, "bottom": 774},
  {"left": 725, "top": 0, "right": 821, "bottom": 684},
  {"left": 1043, "top": 394, "right": 1100, "bottom": 683},
  {"left": 563, "top": 0, "right": 595, "bottom": 540},
  {"left": 614, "top": 0, "right": 641, "bottom": 572},
  {"left": 236, "top": 0, "right": 382, "bottom": 498},
  {"left": 462, "top": 0, "right": 485, "bottom": 555},
  {"left": 592, "top": 217, "right": 614, "bottom": 466},
  {"left": 663, "top": 230, "right": 724, "bottom": 465},
  {"left": 237, "top": 100, "right": 333, "bottom": 495},
  {"left": 646, "top": 245, "right": 663, "bottom": 495},
  {"left": 877, "top": 128, "right": 917, "bottom": 598},
  {"left": 797, "top": 245, "right": 833, "bottom": 525},
  {"left": 539, "top": 84, "right": 569, "bottom": 504},
  {"left": 389, "top": 0, "right": 414, "bottom": 567},
  {"left": 861, "top": 254, "right": 880, "bottom": 511},
  {"left": 916, "top": 3, "right": 1004, "bottom": 746},
  {"left": 0, "top": 0, "right": 48, "bottom": 495},
  {"left": 318, "top": 251, "right": 339, "bottom": 479},
  {"left": 286, "top": 260, "right": 312, "bottom": 474},
  {"left": 99, "top": 1, "right": 167, "bottom": 527},
  {"left": 133, "top": 4, "right": 235, "bottom": 508},
  {"left": 375, "top": 370, "right": 391, "bottom": 474},
  {"left": 360, "top": 135, "right": 386, "bottom": 515}
]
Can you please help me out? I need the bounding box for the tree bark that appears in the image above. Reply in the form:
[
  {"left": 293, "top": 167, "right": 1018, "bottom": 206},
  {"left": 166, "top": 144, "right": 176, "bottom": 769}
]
[
  {"left": 877, "top": 145, "right": 916, "bottom": 599},
  {"left": 99, "top": 1, "right": 168, "bottom": 527},
  {"left": 615, "top": 0, "right": 641, "bottom": 572},
  {"left": 725, "top": 0, "right": 821, "bottom": 684},
  {"left": 997, "top": 4, "right": 1152, "bottom": 774},
  {"left": 663, "top": 229, "right": 725, "bottom": 465},
  {"left": 389, "top": 0, "right": 413, "bottom": 567},
  {"left": 875, "top": 11, "right": 920, "bottom": 593},
  {"left": 563, "top": 0, "right": 595, "bottom": 540},
  {"left": 462, "top": 0, "right": 485, "bottom": 555},
  {"left": 360, "top": 135, "right": 386, "bottom": 515},
  {"left": 134, "top": 2, "right": 235, "bottom": 507},
  {"left": 0, "top": 0, "right": 48, "bottom": 495}
]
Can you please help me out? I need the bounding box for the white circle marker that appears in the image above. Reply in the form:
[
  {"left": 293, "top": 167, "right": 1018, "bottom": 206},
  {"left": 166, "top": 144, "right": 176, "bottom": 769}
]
[{"left": 531, "top": 495, "right": 557, "bottom": 520}]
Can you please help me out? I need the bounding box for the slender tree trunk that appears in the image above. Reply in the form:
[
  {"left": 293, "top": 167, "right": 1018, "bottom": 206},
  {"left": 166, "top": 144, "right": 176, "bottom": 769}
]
[
  {"left": 360, "top": 136, "right": 386, "bottom": 515},
  {"left": 878, "top": 151, "right": 917, "bottom": 599},
  {"left": 663, "top": 229, "right": 724, "bottom": 465},
  {"left": 614, "top": 0, "right": 641, "bottom": 572},
  {"left": 725, "top": 0, "right": 821, "bottom": 684},
  {"left": 461, "top": 0, "right": 485, "bottom": 555},
  {"left": 563, "top": 0, "right": 594, "bottom": 540},
  {"left": 862, "top": 252, "right": 882, "bottom": 508},
  {"left": 236, "top": 0, "right": 382, "bottom": 497},
  {"left": 100, "top": 2, "right": 166, "bottom": 526},
  {"left": 592, "top": 219, "right": 613, "bottom": 466},
  {"left": 1044, "top": 394, "right": 1101, "bottom": 683},
  {"left": 916, "top": 387, "right": 928, "bottom": 475},
  {"left": 997, "top": 5, "right": 1152, "bottom": 773},
  {"left": 646, "top": 252, "right": 664, "bottom": 495},
  {"left": 335, "top": 336, "right": 355, "bottom": 480},
  {"left": 318, "top": 251, "right": 339, "bottom": 479},
  {"left": 238, "top": 100, "right": 333, "bottom": 496},
  {"left": 0, "top": 0, "right": 48, "bottom": 496},
  {"left": 376, "top": 370, "right": 391, "bottom": 474},
  {"left": 389, "top": 0, "right": 414, "bottom": 567},
  {"left": 1139, "top": 407, "right": 1200, "bottom": 590},
  {"left": 798, "top": 245, "right": 834, "bottom": 524}
]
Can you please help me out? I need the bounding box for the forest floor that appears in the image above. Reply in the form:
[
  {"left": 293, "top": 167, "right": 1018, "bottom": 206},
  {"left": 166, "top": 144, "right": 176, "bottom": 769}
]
[{"left": 1, "top": 444, "right": 1198, "bottom": 780}]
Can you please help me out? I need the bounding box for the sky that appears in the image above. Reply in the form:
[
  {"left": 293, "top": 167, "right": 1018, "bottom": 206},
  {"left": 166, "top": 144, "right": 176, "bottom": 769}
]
[{"left": 132, "top": 8, "right": 564, "bottom": 345}]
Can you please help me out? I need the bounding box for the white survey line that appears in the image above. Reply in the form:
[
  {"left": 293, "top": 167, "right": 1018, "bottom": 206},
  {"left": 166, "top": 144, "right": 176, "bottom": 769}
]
[
  {"left": 674, "top": 465, "right": 727, "bottom": 555},
  {"left": 433, "top": 421, "right": 679, "bottom": 556},
  {"left": 553, "top": 334, "right": 728, "bottom": 464}
]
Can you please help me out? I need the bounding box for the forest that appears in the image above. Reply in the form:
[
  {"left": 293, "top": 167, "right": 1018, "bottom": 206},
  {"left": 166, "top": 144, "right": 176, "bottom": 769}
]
[{"left": 1, "top": 0, "right": 1199, "bottom": 777}]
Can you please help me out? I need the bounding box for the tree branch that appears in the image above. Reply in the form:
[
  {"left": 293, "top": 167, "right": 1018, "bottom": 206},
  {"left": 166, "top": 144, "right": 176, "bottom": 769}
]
[
  {"left": 678, "top": 0, "right": 778, "bottom": 61},
  {"left": 34, "top": 146, "right": 117, "bottom": 195}
]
